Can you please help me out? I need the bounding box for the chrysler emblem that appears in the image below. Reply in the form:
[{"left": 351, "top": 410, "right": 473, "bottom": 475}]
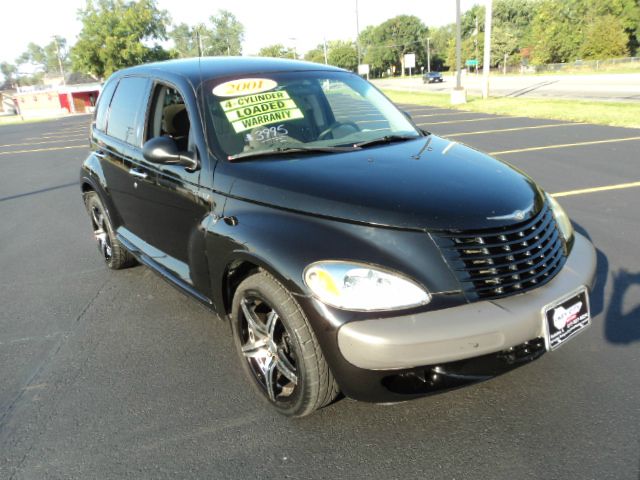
[{"left": 487, "top": 205, "right": 533, "bottom": 221}]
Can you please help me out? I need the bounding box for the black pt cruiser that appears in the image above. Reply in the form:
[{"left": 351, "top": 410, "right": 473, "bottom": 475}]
[{"left": 80, "top": 57, "right": 597, "bottom": 417}]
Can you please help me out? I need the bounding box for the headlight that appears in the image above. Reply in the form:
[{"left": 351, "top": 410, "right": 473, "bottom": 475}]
[
  {"left": 303, "top": 261, "right": 430, "bottom": 311},
  {"left": 546, "top": 193, "right": 574, "bottom": 242}
]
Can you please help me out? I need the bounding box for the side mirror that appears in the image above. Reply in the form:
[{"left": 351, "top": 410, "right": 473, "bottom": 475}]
[{"left": 142, "top": 136, "right": 198, "bottom": 171}]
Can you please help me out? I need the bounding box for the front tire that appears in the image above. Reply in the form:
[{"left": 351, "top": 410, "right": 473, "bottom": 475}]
[
  {"left": 83, "top": 191, "right": 135, "bottom": 270},
  {"left": 230, "top": 271, "right": 339, "bottom": 417}
]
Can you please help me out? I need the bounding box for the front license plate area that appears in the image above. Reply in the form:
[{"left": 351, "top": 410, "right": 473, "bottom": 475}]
[{"left": 544, "top": 288, "right": 590, "bottom": 350}]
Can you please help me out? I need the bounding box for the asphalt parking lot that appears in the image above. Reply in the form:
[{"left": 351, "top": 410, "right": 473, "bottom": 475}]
[{"left": 1, "top": 108, "right": 639, "bottom": 479}]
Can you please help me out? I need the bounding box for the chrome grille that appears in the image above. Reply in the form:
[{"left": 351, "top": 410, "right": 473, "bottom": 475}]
[{"left": 433, "top": 204, "right": 568, "bottom": 301}]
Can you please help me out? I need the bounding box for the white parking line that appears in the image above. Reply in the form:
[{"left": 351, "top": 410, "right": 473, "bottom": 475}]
[
  {"left": 418, "top": 117, "right": 506, "bottom": 126},
  {"left": 0, "top": 137, "right": 88, "bottom": 148},
  {"left": 552, "top": 181, "right": 640, "bottom": 197},
  {"left": 490, "top": 136, "right": 640, "bottom": 155},
  {"left": 411, "top": 111, "right": 483, "bottom": 119},
  {"left": 446, "top": 123, "right": 585, "bottom": 137},
  {"left": 0, "top": 145, "right": 86, "bottom": 155}
]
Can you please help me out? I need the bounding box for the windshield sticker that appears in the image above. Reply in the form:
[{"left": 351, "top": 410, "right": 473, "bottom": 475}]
[
  {"left": 221, "top": 90, "right": 304, "bottom": 133},
  {"left": 213, "top": 78, "right": 278, "bottom": 97},
  {"left": 245, "top": 125, "right": 290, "bottom": 145}
]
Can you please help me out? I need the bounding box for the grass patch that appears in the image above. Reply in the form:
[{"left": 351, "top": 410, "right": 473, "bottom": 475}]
[{"left": 384, "top": 89, "right": 640, "bottom": 129}]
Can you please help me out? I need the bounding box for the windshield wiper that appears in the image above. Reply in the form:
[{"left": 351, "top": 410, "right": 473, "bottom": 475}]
[
  {"left": 228, "top": 145, "right": 360, "bottom": 161},
  {"left": 411, "top": 133, "right": 433, "bottom": 160},
  {"left": 353, "top": 134, "right": 420, "bottom": 149}
]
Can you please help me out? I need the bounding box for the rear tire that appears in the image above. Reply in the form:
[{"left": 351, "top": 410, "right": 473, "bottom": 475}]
[
  {"left": 230, "top": 271, "right": 339, "bottom": 417},
  {"left": 83, "top": 191, "right": 135, "bottom": 270}
]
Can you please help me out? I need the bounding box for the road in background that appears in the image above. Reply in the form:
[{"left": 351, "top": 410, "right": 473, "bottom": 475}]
[
  {"left": 374, "top": 72, "right": 640, "bottom": 102},
  {"left": 1, "top": 112, "right": 639, "bottom": 479}
]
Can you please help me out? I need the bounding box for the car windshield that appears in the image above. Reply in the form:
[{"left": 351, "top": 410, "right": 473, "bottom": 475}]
[{"left": 201, "top": 70, "right": 421, "bottom": 159}]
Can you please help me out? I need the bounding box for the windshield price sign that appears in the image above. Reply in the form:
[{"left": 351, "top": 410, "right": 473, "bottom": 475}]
[{"left": 221, "top": 90, "right": 304, "bottom": 133}]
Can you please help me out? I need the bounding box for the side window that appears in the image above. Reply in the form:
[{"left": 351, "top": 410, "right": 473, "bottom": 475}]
[
  {"left": 94, "top": 79, "right": 118, "bottom": 132},
  {"left": 106, "top": 76, "right": 149, "bottom": 146},
  {"left": 147, "top": 84, "right": 191, "bottom": 152}
]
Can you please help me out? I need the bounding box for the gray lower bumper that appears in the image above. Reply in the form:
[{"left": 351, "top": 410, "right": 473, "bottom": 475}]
[{"left": 337, "top": 232, "right": 597, "bottom": 370}]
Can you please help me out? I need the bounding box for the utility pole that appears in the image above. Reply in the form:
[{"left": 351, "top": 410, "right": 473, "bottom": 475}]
[
  {"left": 451, "top": 0, "right": 466, "bottom": 104},
  {"left": 427, "top": 37, "right": 431, "bottom": 73},
  {"left": 323, "top": 38, "right": 328, "bottom": 64},
  {"left": 475, "top": 16, "right": 479, "bottom": 75},
  {"left": 53, "top": 36, "right": 66, "bottom": 85},
  {"left": 52, "top": 35, "right": 73, "bottom": 114},
  {"left": 289, "top": 37, "right": 297, "bottom": 59},
  {"left": 482, "top": 0, "right": 493, "bottom": 98},
  {"left": 195, "top": 29, "right": 203, "bottom": 57},
  {"left": 455, "top": 0, "right": 462, "bottom": 89}
]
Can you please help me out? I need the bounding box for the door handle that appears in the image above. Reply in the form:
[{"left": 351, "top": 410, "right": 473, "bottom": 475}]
[{"left": 129, "top": 168, "right": 148, "bottom": 180}]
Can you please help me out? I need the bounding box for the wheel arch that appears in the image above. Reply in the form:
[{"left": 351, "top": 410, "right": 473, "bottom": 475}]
[{"left": 219, "top": 253, "right": 305, "bottom": 320}]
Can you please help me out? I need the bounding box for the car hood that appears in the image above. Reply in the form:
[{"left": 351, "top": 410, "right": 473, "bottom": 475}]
[{"left": 215, "top": 135, "right": 545, "bottom": 231}]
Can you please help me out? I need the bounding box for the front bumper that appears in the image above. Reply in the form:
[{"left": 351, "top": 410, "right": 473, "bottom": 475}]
[{"left": 337, "top": 232, "right": 596, "bottom": 371}]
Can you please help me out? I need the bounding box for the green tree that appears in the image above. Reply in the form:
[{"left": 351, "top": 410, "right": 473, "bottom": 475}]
[
  {"left": 530, "top": 0, "right": 584, "bottom": 64},
  {"left": 16, "top": 43, "right": 46, "bottom": 69},
  {"left": 209, "top": 10, "right": 244, "bottom": 56},
  {"left": 580, "top": 15, "right": 629, "bottom": 58},
  {"left": 359, "top": 25, "right": 389, "bottom": 75},
  {"left": 530, "top": 0, "right": 640, "bottom": 64},
  {"left": 378, "top": 15, "right": 428, "bottom": 75},
  {"left": 429, "top": 0, "right": 639, "bottom": 69},
  {"left": 71, "top": 0, "right": 171, "bottom": 79},
  {"left": 493, "top": 0, "right": 537, "bottom": 47},
  {"left": 0, "top": 62, "right": 18, "bottom": 88},
  {"left": 327, "top": 40, "right": 358, "bottom": 71},
  {"left": 170, "top": 23, "right": 199, "bottom": 58},
  {"left": 304, "top": 44, "right": 326, "bottom": 64},
  {"left": 169, "top": 10, "right": 244, "bottom": 58},
  {"left": 438, "top": 0, "right": 539, "bottom": 70},
  {"left": 446, "top": 33, "right": 484, "bottom": 70},
  {"left": 461, "top": 4, "right": 485, "bottom": 39},
  {"left": 359, "top": 16, "right": 427, "bottom": 76},
  {"left": 427, "top": 25, "right": 454, "bottom": 71},
  {"left": 17, "top": 36, "right": 70, "bottom": 75},
  {"left": 492, "top": 25, "right": 519, "bottom": 70},
  {"left": 583, "top": 0, "right": 640, "bottom": 55},
  {"left": 258, "top": 44, "right": 295, "bottom": 58}
]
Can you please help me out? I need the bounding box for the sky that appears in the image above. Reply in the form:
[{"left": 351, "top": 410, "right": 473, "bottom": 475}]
[{"left": 0, "top": 0, "right": 485, "bottom": 67}]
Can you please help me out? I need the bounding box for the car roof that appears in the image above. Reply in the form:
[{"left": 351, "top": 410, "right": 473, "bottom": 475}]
[{"left": 115, "top": 57, "right": 346, "bottom": 82}]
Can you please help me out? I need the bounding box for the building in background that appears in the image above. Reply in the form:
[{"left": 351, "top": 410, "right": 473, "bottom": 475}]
[{"left": 1, "top": 73, "right": 101, "bottom": 118}]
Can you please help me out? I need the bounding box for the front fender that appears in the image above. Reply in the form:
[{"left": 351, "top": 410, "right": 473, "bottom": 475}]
[{"left": 205, "top": 196, "right": 463, "bottom": 318}]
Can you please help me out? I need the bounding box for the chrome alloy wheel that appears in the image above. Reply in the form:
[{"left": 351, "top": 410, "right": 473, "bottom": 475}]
[
  {"left": 89, "top": 205, "right": 113, "bottom": 261},
  {"left": 239, "top": 295, "right": 298, "bottom": 402}
]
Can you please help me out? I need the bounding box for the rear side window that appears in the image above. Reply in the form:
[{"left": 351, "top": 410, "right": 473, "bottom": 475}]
[
  {"left": 94, "top": 79, "right": 118, "bottom": 132},
  {"left": 106, "top": 76, "right": 150, "bottom": 145}
]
